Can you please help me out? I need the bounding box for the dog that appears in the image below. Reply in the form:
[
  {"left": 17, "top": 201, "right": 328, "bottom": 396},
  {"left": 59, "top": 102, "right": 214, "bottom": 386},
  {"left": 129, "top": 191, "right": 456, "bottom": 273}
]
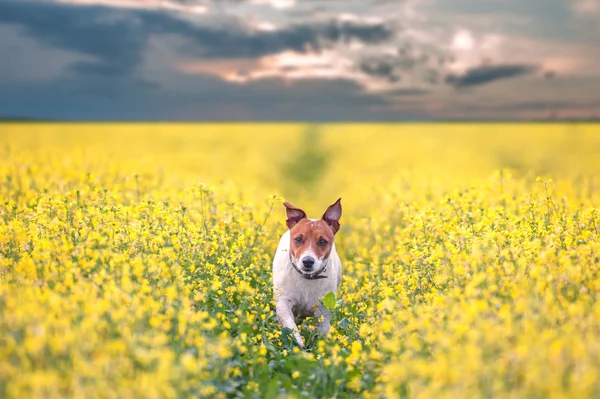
[{"left": 272, "top": 198, "right": 343, "bottom": 348}]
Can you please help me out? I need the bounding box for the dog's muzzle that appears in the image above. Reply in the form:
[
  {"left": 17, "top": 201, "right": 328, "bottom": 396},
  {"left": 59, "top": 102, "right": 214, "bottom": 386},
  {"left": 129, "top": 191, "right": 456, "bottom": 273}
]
[{"left": 291, "top": 259, "right": 328, "bottom": 280}]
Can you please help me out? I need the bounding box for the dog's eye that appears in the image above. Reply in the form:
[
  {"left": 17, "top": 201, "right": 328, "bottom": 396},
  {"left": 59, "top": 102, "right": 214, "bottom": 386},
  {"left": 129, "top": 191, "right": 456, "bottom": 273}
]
[
  {"left": 318, "top": 238, "right": 328, "bottom": 246},
  {"left": 294, "top": 236, "right": 303, "bottom": 244}
]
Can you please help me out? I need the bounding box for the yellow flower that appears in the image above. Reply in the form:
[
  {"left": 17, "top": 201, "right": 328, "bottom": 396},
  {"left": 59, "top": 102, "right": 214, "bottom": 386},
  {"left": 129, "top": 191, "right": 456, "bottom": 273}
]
[{"left": 2, "top": 123, "right": 600, "bottom": 399}]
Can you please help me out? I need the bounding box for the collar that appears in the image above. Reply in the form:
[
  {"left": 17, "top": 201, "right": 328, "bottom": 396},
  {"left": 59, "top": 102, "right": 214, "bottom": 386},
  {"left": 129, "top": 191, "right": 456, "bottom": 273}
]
[{"left": 290, "top": 257, "right": 329, "bottom": 280}]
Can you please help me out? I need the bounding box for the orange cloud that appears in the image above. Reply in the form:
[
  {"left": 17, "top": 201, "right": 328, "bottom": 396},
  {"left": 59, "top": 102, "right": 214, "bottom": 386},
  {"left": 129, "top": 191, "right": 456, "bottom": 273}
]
[{"left": 177, "top": 58, "right": 261, "bottom": 79}]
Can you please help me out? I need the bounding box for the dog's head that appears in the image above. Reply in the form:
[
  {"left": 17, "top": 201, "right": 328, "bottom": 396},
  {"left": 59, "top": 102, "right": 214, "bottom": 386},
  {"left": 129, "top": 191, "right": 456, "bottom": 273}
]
[{"left": 283, "top": 198, "right": 342, "bottom": 278}]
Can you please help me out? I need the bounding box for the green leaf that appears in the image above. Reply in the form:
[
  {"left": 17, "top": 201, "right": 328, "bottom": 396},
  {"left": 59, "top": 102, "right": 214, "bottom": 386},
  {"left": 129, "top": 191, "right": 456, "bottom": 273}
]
[
  {"left": 280, "top": 327, "right": 294, "bottom": 346},
  {"left": 323, "top": 292, "right": 336, "bottom": 311},
  {"left": 266, "top": 379, "right": 279, "bottom": 397}
]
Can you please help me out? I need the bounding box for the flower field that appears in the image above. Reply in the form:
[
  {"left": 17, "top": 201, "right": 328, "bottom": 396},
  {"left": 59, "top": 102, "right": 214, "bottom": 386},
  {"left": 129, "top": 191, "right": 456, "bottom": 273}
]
[{"left": 1, "top": 123, "right": 600, "bottom": 398}]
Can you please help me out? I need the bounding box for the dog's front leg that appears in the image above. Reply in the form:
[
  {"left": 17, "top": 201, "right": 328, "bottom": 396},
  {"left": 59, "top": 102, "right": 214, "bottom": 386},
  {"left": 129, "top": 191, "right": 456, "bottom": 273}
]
[
  {"left": 315, "top": 304, "right": 332, "bottom": 336},
  {"left": 276, "top": 298, "right": 304, "bottom": 348}
]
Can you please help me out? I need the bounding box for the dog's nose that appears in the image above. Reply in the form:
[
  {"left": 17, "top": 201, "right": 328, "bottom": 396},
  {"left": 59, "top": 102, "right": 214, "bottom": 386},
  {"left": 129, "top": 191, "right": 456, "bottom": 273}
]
[{"left": 302, "top": 257, "right": 315, "bottom": 269}]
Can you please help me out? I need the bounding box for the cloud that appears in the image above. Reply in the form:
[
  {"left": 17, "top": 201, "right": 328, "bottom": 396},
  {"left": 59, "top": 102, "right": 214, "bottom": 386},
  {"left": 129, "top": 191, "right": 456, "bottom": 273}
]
[
  {"left": 359, "top": 59, "right": 400, "bottom": 82},
  {"left": 1, "top": 0, "right": 598, "bottom": 121},
  {"left": 247, "top": 0, "right": 295, "bottom": 9},
  {"left": 212, "top": 50, "right": 358, "bottom": 83},
  {"left": 572, "top": 0, "right": 600, "bottom": 14},
  {"left": 445, "top": 64, "right": 539, "bottom": 88},
  {"left": 357, "top": 45, "right": 445, "bottom": 80},
  {"left": 0, "top": 1, "right": 148, "bottom": 78},
  {"left": 0, "top": 0, "right": 444, "bottom": 99},
  {"left": 0, "top": 0, "right": 395, "bottom": 82},
  {"left": 0, "top": 73, "right": 394, "bottom": 120},
  {"left": 56, "top": 0, "right": 208, "bottom": 13},
  {"left": 196, "top": 46, "right": 445, "bottom": 94},
  {"left": 387, "top": 87, "right": 430, "bottom": 96}
]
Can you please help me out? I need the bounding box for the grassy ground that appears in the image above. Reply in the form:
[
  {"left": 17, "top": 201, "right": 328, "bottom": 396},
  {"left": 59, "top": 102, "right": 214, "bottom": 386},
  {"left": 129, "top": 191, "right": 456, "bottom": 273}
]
[{"left": 1, "top": 123, "right": 599, "bottom": 398}]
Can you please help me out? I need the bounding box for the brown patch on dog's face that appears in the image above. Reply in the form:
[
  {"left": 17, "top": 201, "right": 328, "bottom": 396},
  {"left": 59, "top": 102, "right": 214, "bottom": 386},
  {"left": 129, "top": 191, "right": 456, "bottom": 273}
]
[
  {"left": 282, "top": 199, "right": 342, "bottom": 273},
  {"left": 289, "top": 219, "right": 335, "bottom": 268}
]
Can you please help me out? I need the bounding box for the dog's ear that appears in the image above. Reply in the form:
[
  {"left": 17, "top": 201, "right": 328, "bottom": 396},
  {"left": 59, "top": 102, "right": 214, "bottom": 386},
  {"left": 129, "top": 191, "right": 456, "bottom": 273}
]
[
  {"left": 283, "top": 202, "right": 307, "bottom": 229},
  {"left": 322, "top": 198, "right": 342, "bottom": 234}
]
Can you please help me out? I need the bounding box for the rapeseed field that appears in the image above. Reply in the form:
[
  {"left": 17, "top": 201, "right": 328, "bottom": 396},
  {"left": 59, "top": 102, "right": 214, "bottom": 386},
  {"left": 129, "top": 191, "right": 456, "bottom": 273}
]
[{"left": 1, "top": 123, "right": 600, "bottom": 398}]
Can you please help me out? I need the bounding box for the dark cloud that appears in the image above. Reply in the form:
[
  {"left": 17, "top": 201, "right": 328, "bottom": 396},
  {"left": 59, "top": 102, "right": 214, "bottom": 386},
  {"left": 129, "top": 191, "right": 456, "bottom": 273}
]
[
  {"left": 445, "top": 64, "right": 538, "bottom": 88},
  {"left": 388, "top": 88, "right": 430, "bottom": 96},
  {"left": 357, "top": 47, "right": 446, "bottom": 84},
  {"left": 0, "top": 1, "right": 145, "bottom": 77},
  {"left": 0, "top": 74, "right": 395, "bottom": 121},
  {"left": 0, "top": 0, "right": 395, "bottom": 80},
  {"left": 359, "top": 59, "right": 400, "bottom": 82},
  {"left": 180, "top": 19, "right": 394, "bottom": 58},
  {"left": 139, "top": 10, "right": 395, "bottom": 58}
]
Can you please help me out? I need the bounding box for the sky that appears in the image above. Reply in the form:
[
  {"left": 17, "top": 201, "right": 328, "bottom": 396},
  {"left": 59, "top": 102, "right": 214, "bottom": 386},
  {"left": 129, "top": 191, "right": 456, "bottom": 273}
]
[{"left": 0, "top": 0, "right": 599, "bottom": 121}]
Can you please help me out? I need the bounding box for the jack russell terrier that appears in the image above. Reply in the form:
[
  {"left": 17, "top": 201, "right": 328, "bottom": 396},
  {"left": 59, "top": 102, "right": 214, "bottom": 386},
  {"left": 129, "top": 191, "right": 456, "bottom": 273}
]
[{"left": 272, "top": 198, "right": 343, "bottom": 348}]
